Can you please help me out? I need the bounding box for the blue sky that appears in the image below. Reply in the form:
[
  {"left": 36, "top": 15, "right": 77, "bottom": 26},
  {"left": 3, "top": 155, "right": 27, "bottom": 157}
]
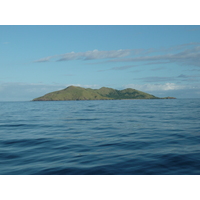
[{"left": 1, "top": 25, "right": 200, "bottom": 100}]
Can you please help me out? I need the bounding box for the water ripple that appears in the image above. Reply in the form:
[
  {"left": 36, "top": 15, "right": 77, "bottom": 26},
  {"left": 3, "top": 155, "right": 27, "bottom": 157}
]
[{"left": 0, "top": 99, "right": 200, "bottom": 174}]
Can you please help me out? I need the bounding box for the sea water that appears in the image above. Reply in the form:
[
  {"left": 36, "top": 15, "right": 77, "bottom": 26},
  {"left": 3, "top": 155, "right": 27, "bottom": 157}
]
[{"left": 0, "top": 99, "right": 200, "bottom": 175}]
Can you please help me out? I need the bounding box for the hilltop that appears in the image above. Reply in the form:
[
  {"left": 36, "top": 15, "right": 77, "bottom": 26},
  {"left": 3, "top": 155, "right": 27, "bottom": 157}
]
[{"left": 32, "top": 86, "right": 174, "bottom": 101}]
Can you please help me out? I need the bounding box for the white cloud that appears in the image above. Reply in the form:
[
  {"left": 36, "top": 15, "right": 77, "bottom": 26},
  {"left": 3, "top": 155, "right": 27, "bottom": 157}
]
[
  {"left": 108, "top": 43, "right": 200, "bottom": 67},
  {"left": 58, "top": 49, "right": 131, "bottom": 61},
  {"left": 136, "top": 74, "right": 200, "bottom": 83},
  {"left": 111, "top": 65, "right": 138, "bottom": 70},
  {"left": 0, "top": 82, "right": 67, "bottom": 101},
  {"left": 34, "top": 49, "right": 131, "bottom": 63},
  {"left": 123, "top": 82, "right": 200, "bottom": 97},
  {"left": 34, "top": 55, "right": 57, "bottom": 63},
  {"left": 67, "top": 84, "right": 100, "bottom": 89},
  {"left": 124, "top": 83, "right": 187, "bottom": 91},
  {"left": 33, "top": 43, "right": 200, "bottom": 68},
  {"left": 0, "top": 82, "right": 102, "bottom": 101}
]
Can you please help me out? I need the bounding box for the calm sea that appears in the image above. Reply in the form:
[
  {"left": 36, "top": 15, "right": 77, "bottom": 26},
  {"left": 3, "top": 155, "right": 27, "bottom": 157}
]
[{"left": 0, "top": 99, "right": 200, "bottom": 175}]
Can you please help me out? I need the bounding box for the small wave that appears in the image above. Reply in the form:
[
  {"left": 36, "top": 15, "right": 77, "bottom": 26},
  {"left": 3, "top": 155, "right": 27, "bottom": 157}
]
[
  {"left": 0, "top": 124, "right": 27, "bottom": 127},
  {"left": 1, "top": 138, "right": 52, "bottom": 148}
]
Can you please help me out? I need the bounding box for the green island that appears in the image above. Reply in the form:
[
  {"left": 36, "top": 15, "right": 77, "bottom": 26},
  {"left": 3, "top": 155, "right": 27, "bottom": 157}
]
[
  {"left": 32, "top": 85, "right": 176, "bottom": 101},
  {"left": 33, "top": 86, "right": 175, "bottom": 101}
]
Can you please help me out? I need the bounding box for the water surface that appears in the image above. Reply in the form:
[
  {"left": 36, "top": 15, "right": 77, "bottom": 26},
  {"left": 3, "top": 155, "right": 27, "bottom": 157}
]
[{"left": 0, "top": 99, "right": 200, "bottom": 174}]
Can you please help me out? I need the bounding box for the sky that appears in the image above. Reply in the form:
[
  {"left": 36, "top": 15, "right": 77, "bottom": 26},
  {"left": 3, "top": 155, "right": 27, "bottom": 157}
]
[{"left": 1, "top": 25, "right": 200, "bottom": 100}]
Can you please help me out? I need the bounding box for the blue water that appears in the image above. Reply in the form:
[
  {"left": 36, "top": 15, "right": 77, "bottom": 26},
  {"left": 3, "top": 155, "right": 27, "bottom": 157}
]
[{"left": 0, "top": 99, "right": 200, "bottom": 175}]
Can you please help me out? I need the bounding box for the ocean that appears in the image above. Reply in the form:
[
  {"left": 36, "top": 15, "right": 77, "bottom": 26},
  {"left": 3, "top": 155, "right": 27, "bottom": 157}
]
[{"left": 0, "top": 99, "right": 200, "bottom": 175}]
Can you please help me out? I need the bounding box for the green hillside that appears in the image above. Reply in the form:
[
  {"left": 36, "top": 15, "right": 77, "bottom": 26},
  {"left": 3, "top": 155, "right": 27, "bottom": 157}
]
[{"left": 32, "top": 86, "right": 162, "bottom": 101}]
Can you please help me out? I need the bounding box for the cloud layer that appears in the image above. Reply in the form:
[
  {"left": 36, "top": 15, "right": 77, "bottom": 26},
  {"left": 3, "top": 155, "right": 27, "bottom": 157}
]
[
  {"left": 135, "top": 74, "right": 200, "bottom": 83},
  {"left": 34, "top": 42, "right": 200, "bottom": 69},
  {"left": 111, "top": 45, "right": 200, "bottom": 67},
  {"left": 0, "top": 82, "right": 101, "bottom": 101},
  {"left": 1, "top": 81, "right": 200, "bottom": 101},
  {"left": 124, "top": 82, "right": 200, "bottom": 98},
  {"left": 34, "top": 49, "right": 131, "bottom": 63},
  {"left": 124, "top": 83, "right": 187, "bottom": 91}
]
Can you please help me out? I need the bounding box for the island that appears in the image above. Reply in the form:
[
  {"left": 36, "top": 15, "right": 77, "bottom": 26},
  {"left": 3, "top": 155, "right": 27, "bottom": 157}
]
[{"left": 32, "top": 86, "right": 175, "bottom": 101}]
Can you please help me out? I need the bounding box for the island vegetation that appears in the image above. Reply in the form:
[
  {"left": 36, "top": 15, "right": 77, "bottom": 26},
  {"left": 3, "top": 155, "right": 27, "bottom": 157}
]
[{"left": 32, "top": 86, "right": 175, "bottom": 101}]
